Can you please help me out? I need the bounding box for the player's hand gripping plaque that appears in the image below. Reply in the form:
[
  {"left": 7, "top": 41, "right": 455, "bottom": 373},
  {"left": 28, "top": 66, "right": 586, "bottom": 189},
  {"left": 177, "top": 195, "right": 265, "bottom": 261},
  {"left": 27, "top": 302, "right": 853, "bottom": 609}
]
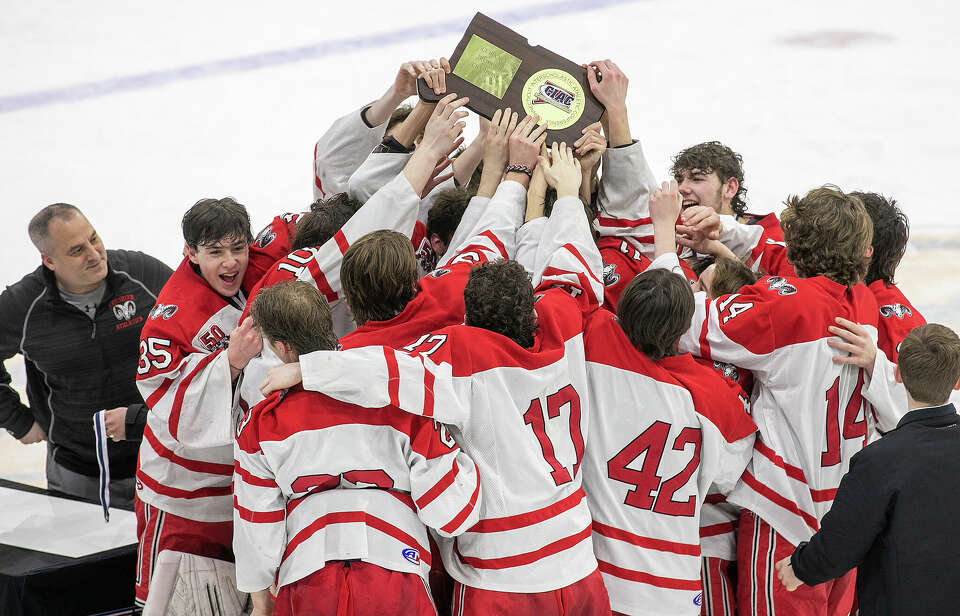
[{"left": 418, "top": 13, "right": 604, "bottom": 145}]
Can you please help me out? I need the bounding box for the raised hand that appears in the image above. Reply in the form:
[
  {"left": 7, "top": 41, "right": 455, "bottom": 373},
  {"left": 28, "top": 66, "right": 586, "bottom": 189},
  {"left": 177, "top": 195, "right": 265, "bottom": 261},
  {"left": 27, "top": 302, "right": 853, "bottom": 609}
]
[
  {"left": 477, "top": 108, "right": 518, "bottom": 198},
  {"left": 420, "top": 93, "right": 469, "bottom": 158},
  {"left": 227, "top": 317, "right": 263, "bottom": 379},
  {"left": 650, "top": 179, "right": 683, "bottom": 227},
  {"left": 538, "top": 142, "right": 582, "bottom": 199},
  {"left": 573, "top": 121, "right": 606, "bottom": 172},
  {"left": 584, "top": 59, "right": 630, "bottom": 146},
  {"left": 418, "top": 57, "right": 452, "bottom": 96},
  {"left": 508, "top": 114, "right": 548, "bottom": 171}
]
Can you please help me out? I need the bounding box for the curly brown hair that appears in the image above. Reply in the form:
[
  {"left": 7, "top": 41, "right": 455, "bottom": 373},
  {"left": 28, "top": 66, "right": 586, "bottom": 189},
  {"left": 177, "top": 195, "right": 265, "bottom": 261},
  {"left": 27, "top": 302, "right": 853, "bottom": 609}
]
[
  {"left": 617, "top": 269, "right": 694, "bottom": 360},
  {"left": 340, "top": 230, "right": 418, "bottom": 325},
  {"left": 463, "top": 260, "right": 536, "bottom": 348},
  {"left": 780, "top": 185, "right": 872, "bottom": 286},
  {"left": 670, "top": 141, "right": 748, "bottom": 216},
  {"left": 850, "top": 191, "right": 909, "bottom": 286}
]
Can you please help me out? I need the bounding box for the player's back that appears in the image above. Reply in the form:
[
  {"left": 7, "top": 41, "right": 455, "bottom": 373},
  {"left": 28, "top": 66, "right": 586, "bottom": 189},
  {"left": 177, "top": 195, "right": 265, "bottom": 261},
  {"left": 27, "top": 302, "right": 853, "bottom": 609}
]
[
  {"left": 683, "top": 273, "right": 879, "bottom": 546},
  {"left": 233, "top": 385, "right": 480, "bottom": 592},
  {"left": 582, "top": 309, "right": 755, "bottom": 615},
  {"left": 417, "top": 286, "right": 597, "bottom": 593}
]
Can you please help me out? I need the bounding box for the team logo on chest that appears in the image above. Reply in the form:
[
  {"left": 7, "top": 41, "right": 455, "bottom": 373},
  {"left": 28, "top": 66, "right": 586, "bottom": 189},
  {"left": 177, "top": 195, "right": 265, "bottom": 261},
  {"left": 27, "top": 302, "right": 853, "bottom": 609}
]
[
  {"left": 766, "top": 276, "right": 797, "bottom": 296},
  {"left": 113, "top": 301, "right": 137, "bottom": 321},
  {"left": 879, "top": 303, "right": 912, "bottom": 319}
]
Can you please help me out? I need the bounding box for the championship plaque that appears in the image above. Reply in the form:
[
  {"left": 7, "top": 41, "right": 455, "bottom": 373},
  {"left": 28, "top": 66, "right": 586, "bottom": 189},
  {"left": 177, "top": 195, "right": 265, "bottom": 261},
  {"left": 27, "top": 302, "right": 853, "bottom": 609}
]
[{"left": 417, "top": 13, "right": 604, "bottom": 145}]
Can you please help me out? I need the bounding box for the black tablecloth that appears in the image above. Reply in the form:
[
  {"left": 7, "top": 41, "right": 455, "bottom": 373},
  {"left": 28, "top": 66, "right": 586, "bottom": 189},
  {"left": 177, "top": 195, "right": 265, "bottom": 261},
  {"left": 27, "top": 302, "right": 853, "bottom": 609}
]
[{"left": 0, "top": 478, "right": 137, "bottom": 616}]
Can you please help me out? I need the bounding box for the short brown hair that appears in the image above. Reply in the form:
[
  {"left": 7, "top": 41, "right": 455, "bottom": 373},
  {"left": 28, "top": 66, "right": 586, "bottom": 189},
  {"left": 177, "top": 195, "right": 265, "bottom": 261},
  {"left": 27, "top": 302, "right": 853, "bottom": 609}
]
[
  {"left": 617, "top": 269, "right": 694, "bottom": 360},
  {"left": 250, "top": 281, "right": 337, "bottom": 356},
  {"left": 464, "top": 260, "right": 536, "bottom": 348},
  {"left": 780, "top": 185, "right": 872, "bottom": 286},
  {"left": 897, "top": 324, "right": 960, "bottom": 405},
  {"left": 710, "top": 257, "right": 760, "bottom": 297},
  {"left": 28, "top": 203, "right": 83, "bottom": 252},
  {"left": 426, "top": 188, "right": 471, "bottom": 248},
  {"left": 340, "top": 230, "right": 418, "bottom": 325},
  {"left": 182, "top": 197, "right": 253, "bottom": 249},
  {"left": 293, "top": 194, "right": 360, "bottom": 251},
  {"left": 851, "top": 191, "right": 909, "bottom": 286}
]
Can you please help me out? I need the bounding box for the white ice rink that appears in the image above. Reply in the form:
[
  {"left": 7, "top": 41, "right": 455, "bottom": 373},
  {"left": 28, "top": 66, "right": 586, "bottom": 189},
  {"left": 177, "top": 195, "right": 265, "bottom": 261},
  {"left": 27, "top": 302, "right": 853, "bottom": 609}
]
[{"left": 1, "top": 0, "right": 959, "bottom": 484}]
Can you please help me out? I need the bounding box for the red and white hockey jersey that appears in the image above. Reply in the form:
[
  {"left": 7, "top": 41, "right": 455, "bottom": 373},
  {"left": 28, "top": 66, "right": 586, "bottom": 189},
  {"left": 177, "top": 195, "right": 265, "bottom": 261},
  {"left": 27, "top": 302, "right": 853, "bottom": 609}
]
[
  {"left": 135, "top": 257, "right": 265, "bottom": 522},
  {"left": 233, "top": 385, "right": 481, "bottom": 593},
  {"left": 297, "top": 194, "right": 606, "bottom": 592},
  {"left": 581, "top": 310, "right": 756, "bottom": 615},
  {"left": 861, "top": 280, "right": 928, "bottom": 435},
  {"left": 598, "top": 236, "right": 698, "bottom": 310},
  {"left": 238, "top": 172, "right": 423, "bottom": 410},
  {"left": 717, "top": 212, "right": 796, "bottom": 278},
  {"left": 249, "top": 212, "right": 306, "bottom": 274},
  {"left": 313, "top": 105, "right": 390, "bottom": 200},
  {"left": 592, "top": 140, "right": 659, "bottom": 244},
  {"left": 339, "top": 179, "right": 525, "bottom": 352},
  {"left": 658, "top": 262, "right": 887, "bottom": 547}
]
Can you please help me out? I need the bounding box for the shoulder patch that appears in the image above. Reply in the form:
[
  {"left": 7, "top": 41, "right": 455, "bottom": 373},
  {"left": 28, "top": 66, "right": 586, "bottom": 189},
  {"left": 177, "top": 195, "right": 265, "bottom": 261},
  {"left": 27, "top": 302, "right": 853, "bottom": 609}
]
[
  {"left": 149, "top": 303, "right": 179, "bottom": 320},
  {"left": 429, "top": 268, "right": 451, "bottom": 278},
  {"left": 602, "top": 262, "right": 620, "bottom": 286},
  {"left": 254, "top": 225, "right": 277, "bottom": 249},
  {"left": 879, "top": 303, "right": 912, "bottom": 319},
  {"left": 765, "top": 276, "right": 797, "bottom": 296}
]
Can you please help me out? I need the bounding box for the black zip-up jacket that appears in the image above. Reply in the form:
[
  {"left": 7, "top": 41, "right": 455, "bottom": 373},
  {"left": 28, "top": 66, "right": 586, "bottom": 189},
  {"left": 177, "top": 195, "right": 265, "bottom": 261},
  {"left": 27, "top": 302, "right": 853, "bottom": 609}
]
[
  {"left": 0, "top": 250, "right": 172, "bottom": 478},
  {"left": 792, "top": 403, "right": 960, "bottom": 615}
]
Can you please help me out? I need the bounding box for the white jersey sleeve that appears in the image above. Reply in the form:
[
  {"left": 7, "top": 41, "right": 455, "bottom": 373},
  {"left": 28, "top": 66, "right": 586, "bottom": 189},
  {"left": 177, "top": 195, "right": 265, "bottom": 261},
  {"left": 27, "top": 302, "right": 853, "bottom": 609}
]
[
  {"left": 434, "top": 195, "right": 490, "bottom": 268},
  {"left": 515, "top": 217, "right": 547, "bottom": 279},
  {"left": 718, "top": 215, "right": 765, "bottom": 262},
  {"left": 347, "top": 151, "right": 411, "bottom": 203},
  {"left": 437, "top": 179, "right": 526, "bottom": 268},
  {"left": 862, "top": 348, "right": 908, "bottom": 434},
  {"left": 233, "top": 439, "right": 286, "bottom": 592},
  {"left": 593, "top": 140, "right": 659, "bottom": 250},
  {"left": 533, "top": 195, "right": 604, "bottom": 308},
  {"left": 314, "top": 105, "right": 387, "bottom": 200}
]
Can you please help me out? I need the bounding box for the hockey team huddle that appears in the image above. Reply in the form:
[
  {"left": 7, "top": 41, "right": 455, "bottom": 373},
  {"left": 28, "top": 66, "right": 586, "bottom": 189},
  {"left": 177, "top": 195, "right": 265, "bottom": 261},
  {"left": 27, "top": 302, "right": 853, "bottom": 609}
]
[{"left": 130, "top": 58, "right": 931, "bottom": 615}]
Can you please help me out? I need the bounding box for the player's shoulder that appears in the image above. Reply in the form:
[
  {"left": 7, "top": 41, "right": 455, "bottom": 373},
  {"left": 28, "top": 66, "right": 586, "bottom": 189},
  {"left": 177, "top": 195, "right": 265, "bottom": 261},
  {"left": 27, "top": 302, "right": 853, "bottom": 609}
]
[
  {"left": 869, "top": 280, "right": 924, "bottom": 323},
  {"left": 662, "top": 354, "right": 755, "bottom": 442},
  {"left": 143, "top": 259, "right": 222, "bottom": 337}
]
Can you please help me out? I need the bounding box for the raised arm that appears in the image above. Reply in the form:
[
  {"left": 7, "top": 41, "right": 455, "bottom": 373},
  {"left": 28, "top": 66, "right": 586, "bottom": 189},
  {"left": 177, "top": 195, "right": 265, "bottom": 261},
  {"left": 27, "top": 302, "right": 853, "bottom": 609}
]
[{"left": 532, "top": 142, "right": 604, "bottom": 308}]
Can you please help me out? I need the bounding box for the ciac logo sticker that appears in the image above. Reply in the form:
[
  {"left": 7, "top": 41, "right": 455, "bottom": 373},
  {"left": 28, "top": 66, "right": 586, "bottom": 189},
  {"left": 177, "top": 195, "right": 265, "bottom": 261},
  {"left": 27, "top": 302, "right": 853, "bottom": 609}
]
[{"left": 522, "top": 69, "right": 585, "bottom": 130}]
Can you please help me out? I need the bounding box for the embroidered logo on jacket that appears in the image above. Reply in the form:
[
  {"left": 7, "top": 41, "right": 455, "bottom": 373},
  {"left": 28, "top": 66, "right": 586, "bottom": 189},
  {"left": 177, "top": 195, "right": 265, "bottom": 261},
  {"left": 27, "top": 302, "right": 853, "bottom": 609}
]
[
  {"left": 402, "top": 548, "right": 420, "bottom": 565},
  {"left": 879, "top": 303, "right": 912, "bottom": 319},
  {"left": 766, "top": 276, "right": 797, "bottom": 296},
  {"left": 112, "top": 300, "right": 137, "bottom": 322}
]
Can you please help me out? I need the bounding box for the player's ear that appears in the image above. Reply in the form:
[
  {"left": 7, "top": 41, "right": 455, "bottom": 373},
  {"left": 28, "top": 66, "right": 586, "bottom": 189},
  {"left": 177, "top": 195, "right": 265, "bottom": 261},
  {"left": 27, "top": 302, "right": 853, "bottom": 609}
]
[
  {"left": 722, "top": 176, "right": 739, "bottom": 202},
  {"left": 953, "top": 376, "right": 960, "bottom": 391},
  {"left": 184, "top": 243, "right": 199, "bottom": 264},
  {"left": 429, "top": 233, "right": 446, "bottom": 258},
  {"left": 864, "top": 245, "right": 874, "bottom": 259},
  {"left": 894, "top": 364, "right": 902, "bottom": 384}
]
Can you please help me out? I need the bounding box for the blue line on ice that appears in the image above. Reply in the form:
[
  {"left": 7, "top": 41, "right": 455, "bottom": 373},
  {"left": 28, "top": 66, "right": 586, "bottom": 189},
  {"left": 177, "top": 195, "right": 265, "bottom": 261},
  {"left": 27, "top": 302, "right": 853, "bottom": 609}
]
[{"left": 0, "top": 0, "right": 642, "bottom": 114}]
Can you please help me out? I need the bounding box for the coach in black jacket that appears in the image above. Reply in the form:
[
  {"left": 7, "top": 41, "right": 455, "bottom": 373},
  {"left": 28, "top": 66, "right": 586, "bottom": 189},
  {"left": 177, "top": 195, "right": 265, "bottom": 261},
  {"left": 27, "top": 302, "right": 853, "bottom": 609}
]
[
  {"left": 775, "top": 323, "right": 960, "bottom": 615},
  {"left": 0, "top": 203, "right": 171, "bottom": 507}
]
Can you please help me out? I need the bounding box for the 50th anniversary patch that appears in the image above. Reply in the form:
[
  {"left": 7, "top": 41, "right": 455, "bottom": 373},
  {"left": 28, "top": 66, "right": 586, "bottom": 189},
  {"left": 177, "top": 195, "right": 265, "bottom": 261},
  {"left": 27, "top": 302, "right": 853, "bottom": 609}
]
[{"left": 522, "top": 69, "right": 585, "bottom": 131}]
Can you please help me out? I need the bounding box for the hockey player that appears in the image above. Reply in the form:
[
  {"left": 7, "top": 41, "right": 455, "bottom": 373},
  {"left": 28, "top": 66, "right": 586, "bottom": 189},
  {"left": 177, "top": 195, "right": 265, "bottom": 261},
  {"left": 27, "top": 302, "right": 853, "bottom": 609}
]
[
  {"left": 234, "top": 281, "right": 481, "bottom": 616},
  {"left": 650, "top": 185, "right": 885, "bottom": 615},
  {"left": 672, "top": 141, "right": 796, "bottom": 278},
  {"left": 132, "top": 197, "right": 268, "bottom": 608},
  {"left": 581, "top": 267, "right": 756, "bottom": 616},
  {"left": 262, "top": 143, "right": 611, "bottom": 614}
]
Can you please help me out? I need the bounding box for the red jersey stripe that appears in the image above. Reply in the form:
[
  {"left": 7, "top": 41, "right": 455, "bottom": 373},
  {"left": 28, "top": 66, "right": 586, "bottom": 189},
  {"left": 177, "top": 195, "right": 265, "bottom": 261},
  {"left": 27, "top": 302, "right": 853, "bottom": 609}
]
[
  {"left": 741, "top": 470, "right": 819, "bottom": 531},
  {"left": 234, "top": 460, "right": 277, "bottom": 488},
  {"left": 754, "top": 439, "right": 807, "bottom": 484},
  {"left": 455, "top": 524, "right": 592, "bottom": 570},
  {"left": 468, "top": 488, "right": 586, "bottom": 534},
  {"left": 561, "top": 243, "right": 601, "bottom": 283},
  {"left": 416, "top": 458, "right": 459, "bottom": 510},
  {"left": 440, "top": 462, "right": 481, "bottom": 535},
  {"left": 698, "top": 296, "right": 712, "bottom": 361},
  {"left": 810, "top": 488, "right": 837, "bottom": 502},
  {"left": 169, "top": 351, "right": 221, "bottom": 440},
  {"left": 700, "top": 522, "right": 736, "bottom": 538},
  {"left": 137, "top": 469, "right": 231, "bottom": 499},
  {"left": 305, "top": 259, "right": 338, "bottom": 303},
  {"left": 598, "top": 559, "right": 701, "bottom": 591},
  {"left": 334, "top": 230, "right": 350, "bottom": 256},
  {"left": 144, "top": 376, "right": 175, "bottom": 410},
  {"left": 423, "top": 367, "right": 435, "bottom": 419},
  {"left": 596, "top": 216, "right": 653, "bottom": 228},
  {"left": 592, "top": 521, "right": 700, "bottom": 556},
  {"left": 143, "top": 425, "right": 233, "bottom": 476},
  {"left": 478, "top": 230, "right": 508, "bottom": 260},
  {"left": 281, "top": 511, "right": 431, "bottom": 567},
  {"left": 234, "top": 496, "right": 284, "bottom": 523}
]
